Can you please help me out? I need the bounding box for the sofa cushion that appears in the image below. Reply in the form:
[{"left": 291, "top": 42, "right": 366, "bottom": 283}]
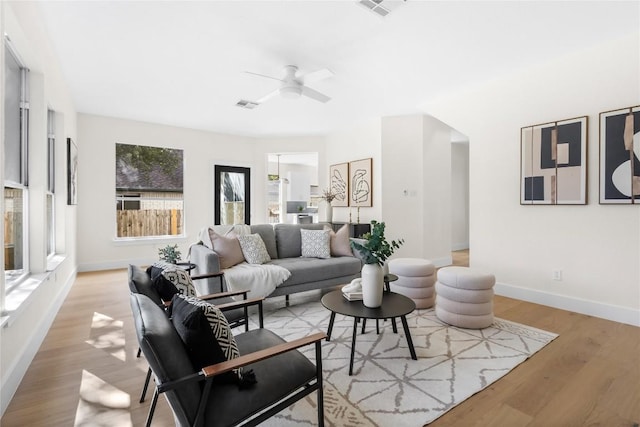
[
  {"left": 328, "top": 224, "right": 353, "bottom": 257},
  {"left": 300, "top": 229, "right": 331, "bottom": 259},
  {"left": 250, "top": 224, "right": 278, "bottom": 259},
  {"left": 205, "top": 329, "right": 317, "bottom": 426},
  {"left": 208, "top": 229, "right": 245, "bottom": 269},
  {"left": 238, "top": 234, "right": 271, "bottom": 264},
  {"left": 171, "top": 294, "right": 248, "bottom": 384},
  {"left": 269, "top": 256, "right": 361, "bottom": 287},
  {"left": 147, "top": 262, "right": 197, "bottom": 303},
  {"left": 274, "top": 223, "right": 325, "bottom": 259}
]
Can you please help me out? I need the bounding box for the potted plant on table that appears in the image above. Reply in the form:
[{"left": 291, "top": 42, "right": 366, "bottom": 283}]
[
  {"left": 350, "top": 220, "right": 404, "bottom": 307},
  {"left": 158, "top": 244, "right": 182, "bottom": 265}
]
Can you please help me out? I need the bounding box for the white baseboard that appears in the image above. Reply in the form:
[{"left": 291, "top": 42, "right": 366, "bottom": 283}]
[
  {"left": 1, "top": 268, "right": 77, "bottom": 416},
  {"left": 431, "top": 256, "right": 453, "bottom": 268},
  {"left": 494, "top": 281, "right": 640, "bottom": 327},
  {"left": 78, "top": 258, "right": 155, "bottom": 272}
]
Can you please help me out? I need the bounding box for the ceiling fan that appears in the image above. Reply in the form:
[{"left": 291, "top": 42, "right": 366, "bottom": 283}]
[{"left": 242, "top": 65, "right": 333, "bottom": 107}]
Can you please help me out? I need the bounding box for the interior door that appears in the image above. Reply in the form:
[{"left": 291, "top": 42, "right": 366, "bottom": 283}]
[{"left": 214, "top": 165, "right": 251, "bottom": 225}]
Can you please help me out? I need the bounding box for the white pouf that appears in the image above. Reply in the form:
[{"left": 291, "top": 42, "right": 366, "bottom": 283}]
[
  {"left": 388, "top": 258, "right": 436, "bottom": 309},
  {"left": 435, "top": 266, "right": 495, "bottom": 329}
]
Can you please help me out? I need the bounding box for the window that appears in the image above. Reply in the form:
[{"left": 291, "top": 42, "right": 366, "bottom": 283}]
[
  {"left": 46, "top": 109, "right": 56, "bottom": 257},
  {"left": 115, "top": 143, "right": 184, "bottom": 238},
  {"left": 4, "top": 43, "right": 29, "bottom": 287}
]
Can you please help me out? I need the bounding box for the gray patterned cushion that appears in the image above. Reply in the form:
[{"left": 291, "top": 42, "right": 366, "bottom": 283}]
[
  {"left": 300, "top": 229, "right": 331, "bottom": 259},
  {"left": 237, "top": 234, "right": 271, "bottom": 264},
  {"left": 149, "top": 261, "right": 197, "bottom": 301}
]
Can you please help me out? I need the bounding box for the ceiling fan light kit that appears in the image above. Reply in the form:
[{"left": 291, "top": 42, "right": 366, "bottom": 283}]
[{"left": 280, "top": 85, "right": 302, "bottom": 99}]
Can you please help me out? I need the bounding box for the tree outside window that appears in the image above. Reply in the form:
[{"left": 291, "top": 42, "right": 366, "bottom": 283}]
[{"left": 115, "top": 143, "right": 184, "bottom": 238}]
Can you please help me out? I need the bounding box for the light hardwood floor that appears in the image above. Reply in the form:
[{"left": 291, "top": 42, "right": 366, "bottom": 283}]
[{"left": 2, "top": 250, "right": 639, "bottom": 426}]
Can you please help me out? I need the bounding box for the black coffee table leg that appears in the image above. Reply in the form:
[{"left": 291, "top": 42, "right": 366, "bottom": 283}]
[
  {"left": 391, "top": 317, "right": 398, "bottom": 333},
  {"left": 400, "top": 315, "right": 417, "bottom": 360},
  {"left": 349, "top": 317, "right": 358, "bottom": 376},
  {"left": 326, "top": 312, "right": 336, "bottom": 341}
]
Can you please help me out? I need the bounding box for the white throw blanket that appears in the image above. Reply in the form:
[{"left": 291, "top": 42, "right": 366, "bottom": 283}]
[{"left": 223, "top": 262, "right": 291, "bottom": 298}]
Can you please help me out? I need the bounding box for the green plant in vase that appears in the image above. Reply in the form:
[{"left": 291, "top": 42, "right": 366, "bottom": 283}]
[
  {"left": 158, "top": 244, "right": 182, "bottom": 264},
  {"left": 350, "top": 220, "right": 404, "bottom": 266},
  {"left": 350, "top": 220, "right": 404, "bottom": 308}
]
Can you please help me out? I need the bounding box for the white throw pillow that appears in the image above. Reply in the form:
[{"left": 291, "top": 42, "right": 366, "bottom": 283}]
[
  {"left": 300, "top": 229, "right": 331, "bottom": 259},
  {"left": 208, "top": 229, "right": 245, "bottom": 269},
  {"left": 325, "top": 224, "right": 354, "bottom": 257},
  {"left": 237, "top": 234, "right": 271, "bottom": 264}
]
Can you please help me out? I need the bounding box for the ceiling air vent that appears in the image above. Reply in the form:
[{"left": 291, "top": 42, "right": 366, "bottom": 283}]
[
  {"left": 236, "top": 99, "right": 259, "bottom": 109},
  {"left": 359, "top": 0, "right": 405, "bottom": 17}
]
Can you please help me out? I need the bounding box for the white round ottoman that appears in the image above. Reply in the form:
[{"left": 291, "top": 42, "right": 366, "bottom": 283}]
[
  {"left": 388, "top": 258, "right": 436, "bottom": 309},
  {"left": 435, "top": 266, "right": 495, "bottom": 329}
]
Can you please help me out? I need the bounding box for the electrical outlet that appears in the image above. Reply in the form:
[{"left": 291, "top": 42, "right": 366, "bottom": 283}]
[{"left": 553, "top": 270, "right": 563, "bottom": 281}]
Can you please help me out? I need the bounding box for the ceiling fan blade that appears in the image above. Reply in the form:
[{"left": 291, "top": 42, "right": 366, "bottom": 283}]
[
  {"left": 301, "top": 86, "right": 331, "bottom": 103},
  {"left": 302, "top": 68, "right": 334, "bottom": 83},
  {"left": 255, "top": 89, "right": 280, "bottom": 104},
  {"left": 244, "top": 71, "right": 284, "bottom": 82}
]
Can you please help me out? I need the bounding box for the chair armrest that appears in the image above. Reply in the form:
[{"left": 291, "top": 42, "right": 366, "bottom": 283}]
[
  {"left": 201, "top": 332, "right": 327, "bottom": 378},
  {"left": 191, "top": 272, "right": 224, "bottom": 281},
  {"left": 216, "top": 297, "right": 264, "bottom": 329},
  {"left": 214, "top": 297, "right": 264, "bottom": 312},
  {"left": 199, "top": 289, "right": 249, "bottom": 301}
]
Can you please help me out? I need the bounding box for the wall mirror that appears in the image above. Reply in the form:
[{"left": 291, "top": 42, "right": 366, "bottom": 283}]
[{"left": 214, "top": 165, "right": 250, "bottom": 225}]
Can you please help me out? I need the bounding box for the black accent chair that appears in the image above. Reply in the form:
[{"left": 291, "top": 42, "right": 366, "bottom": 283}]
[
  {"left": 130, "top": 292, "right": 326, "bottom": 427},
  {"left": 128, "top": 265, "right": 265, "bottom": 424}
]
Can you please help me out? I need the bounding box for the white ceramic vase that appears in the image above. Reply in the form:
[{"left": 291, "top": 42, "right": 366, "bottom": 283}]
[
  {"left": 324, "top": 201, "right": 333, "bottom": 223},
  {"left": 361, "top": 263, "right": 384, "bottom": 308}
]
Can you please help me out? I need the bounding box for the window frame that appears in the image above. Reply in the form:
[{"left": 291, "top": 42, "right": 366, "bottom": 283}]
[
  {"left": 114, "top": 143, "right": 184, "bottom": 240},
  {"left": 46, "top": 109, "right": 56, "bottom": 257},
  {"left": 4, "top": 39, "right": 30, "bottom": 290}
]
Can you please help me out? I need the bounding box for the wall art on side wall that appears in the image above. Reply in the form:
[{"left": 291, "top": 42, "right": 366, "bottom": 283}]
[
  {"left": 349, "top": 157, "right": 373, "bottom": 207},
  {"left": 520, "top": 116, "right": 588, "bottom": 205},
  {"left": 329, "top": 162, "right": 349, "bottom": 207},
  {"left": 67, "top": 137, "right": 78, "bottom": 205},
  {"left": 599, "top": 105, "right": 640, "bottom": 204}
]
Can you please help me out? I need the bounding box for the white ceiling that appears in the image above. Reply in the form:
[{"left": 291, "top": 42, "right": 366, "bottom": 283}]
[{"left": 36, "top": 1, "right": 639, "bottom": 137}]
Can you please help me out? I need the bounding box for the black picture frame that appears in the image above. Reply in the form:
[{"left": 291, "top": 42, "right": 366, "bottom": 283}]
[
  {"left": 599, "top": 105, "right": 640, "bottom": 204},
  {"left": 67, "top": 137, "right": 78, "bottom": 205}
]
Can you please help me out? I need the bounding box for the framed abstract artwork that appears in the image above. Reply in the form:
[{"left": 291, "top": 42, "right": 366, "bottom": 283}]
[
  {"left": 329, "top": 162, "right": 349, "bottom": 206},
  {"left": 599, "top": 105, "right": 640, "bottom": 204},
  {"left": 520, "top": 116, "right": 588, "bottom": 205},
  {"left": 67, "top": 137, "right": 78, "bottom": 205},
  {"left": 349, "top": 157, "right": 373, "bottom": 207}
]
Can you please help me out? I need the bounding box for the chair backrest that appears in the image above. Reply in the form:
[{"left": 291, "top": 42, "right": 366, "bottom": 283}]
[
  {"left": 128, "top": 264, "right": 164, "bottom": 306},
  {"left": 130, "top": 292, "right": 202, "bottom": 425}
]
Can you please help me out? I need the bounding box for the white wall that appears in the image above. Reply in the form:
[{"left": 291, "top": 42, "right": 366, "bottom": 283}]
[
  {"left": 451, "top": 143, "right": 469, "bottom": 250},
  {"left": 426, "top": 32, "right": 640, "bottom": 325},
  {"left": 380, "top": 115, "right": 453, "bottom": 266},
  {"left": 76, "top": 114, "right": 326, "bottom": 270},
  {"left": 325, "top": 119, "right": 382, "bottom": 224},
  {"left": 1, "top": 1, "right": 78, "bottom": 415}
]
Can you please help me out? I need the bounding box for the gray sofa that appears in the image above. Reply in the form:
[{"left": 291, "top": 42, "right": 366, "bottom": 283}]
[{"left": 190, "top": 223, "right": 363, "bottom": 298}]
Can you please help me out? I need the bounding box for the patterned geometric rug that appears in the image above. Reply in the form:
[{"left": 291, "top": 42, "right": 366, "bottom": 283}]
[{"left": 254, "top": 299, "right": 557, "bottom": 427}]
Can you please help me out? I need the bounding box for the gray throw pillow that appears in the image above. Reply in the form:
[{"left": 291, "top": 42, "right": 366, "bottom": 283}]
[{"left": 237, "top": 234, "right": 271, "bottom": 264}]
